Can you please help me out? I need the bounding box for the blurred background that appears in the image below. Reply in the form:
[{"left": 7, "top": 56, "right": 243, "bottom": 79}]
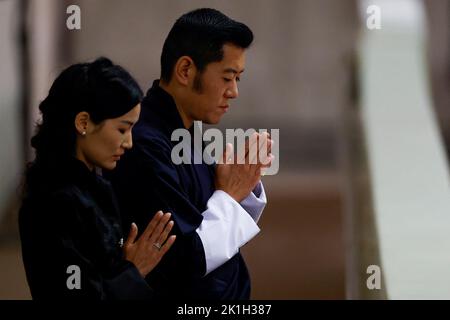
[{"left": 0, "top": 0, "right": 449, "bottom": 299}]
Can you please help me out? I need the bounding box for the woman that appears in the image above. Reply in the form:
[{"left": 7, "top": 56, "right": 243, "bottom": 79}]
[{"left": 19, "top": 57, "right": 175, "bottom": 299}]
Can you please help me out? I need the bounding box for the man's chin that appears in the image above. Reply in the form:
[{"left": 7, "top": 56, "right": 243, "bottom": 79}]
[
  {"left": 195, "top": 114, "right": 223, "bottom": 125},
  {"left": 206, "top": 116, "right": 224, "bottom": 125}
]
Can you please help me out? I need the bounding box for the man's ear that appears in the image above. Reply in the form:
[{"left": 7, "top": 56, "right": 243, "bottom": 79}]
[
  {"left": 75, "top": 111, "right": 91, "bottom": 135},
  {"left": 173, "top": 56, "right": 196, "bottom": 86}
]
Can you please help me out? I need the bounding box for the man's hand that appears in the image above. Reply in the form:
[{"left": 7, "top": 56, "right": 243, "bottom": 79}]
[
  {"left": 215, "top": 132, "right": 274, "bottom": 202},
  {"left": 240, "top": 131, "right": 274, "bottom": 170}
]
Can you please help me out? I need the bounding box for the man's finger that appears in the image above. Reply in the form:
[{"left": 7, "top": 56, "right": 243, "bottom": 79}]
[
  {"left": 237, "top": 136, "right": 250, "bottom": 164},
  {"left": 258, "top": 134, "right": 271, "bottom": 166},
  {"left": 253, "top": 166, "right": 262, "bottom": 180},
  {"left": 246, "top": 132, "right": 259, "bottom": 165},
  {"left": 261, "top": 153, "right": 274, "bottom": 168},
  {"left": 266, "top": 138, "right": 273, "bottom": 155},
  {"left": 219, "top": 143, "right": 231, "bottom": 164},
  {"left": 222, "top": 143, "right": 234, "bottom": 164}
]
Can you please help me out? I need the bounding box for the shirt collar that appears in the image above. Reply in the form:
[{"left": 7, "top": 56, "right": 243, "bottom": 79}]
[{"left": 143, "top": 80, "right": 188, "bottom": 131}]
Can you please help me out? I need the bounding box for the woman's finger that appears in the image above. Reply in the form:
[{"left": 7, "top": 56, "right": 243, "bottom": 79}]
[
  {"left": 159, "top": 235, "right": 176, "bottom": 256},
  {"left": 156, "top": 220, "right": 174, "bottom": 246},
  {"left": 149, "top": 212, "right": 171, "bottom": 243},
  {"left": 124, "top": 222, "right": 138, "bottom": 248},
  {"left": 142, "top": 211, "right": 164, "bottom": 239}
]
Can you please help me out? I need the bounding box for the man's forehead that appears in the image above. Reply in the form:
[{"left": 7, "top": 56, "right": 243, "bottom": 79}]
[{"left": 219, "top": 43, "right": 246, "bottom": 71}]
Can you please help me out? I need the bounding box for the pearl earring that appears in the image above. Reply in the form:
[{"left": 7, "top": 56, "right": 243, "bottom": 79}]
[{"left": 81, "top": 131, "right": 86, "bottom": 136}]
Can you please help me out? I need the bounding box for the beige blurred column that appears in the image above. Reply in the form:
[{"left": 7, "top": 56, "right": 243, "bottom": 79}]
[
  {"left": 424, "top": 0, "right": 450, "bottom": 156},
  {"left": 0, "top": 1, "right": 22, "bottom": 224},
  {"left": 27, "top": 0, "right": 66, "bottom": 160},
  {"left": 0, "top": 0, "right": 66, "bottom": 300}
]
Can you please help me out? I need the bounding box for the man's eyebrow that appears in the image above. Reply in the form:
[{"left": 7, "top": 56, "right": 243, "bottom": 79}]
[{"left": 223, "top": 68, "right": 244, "bottom": 74}]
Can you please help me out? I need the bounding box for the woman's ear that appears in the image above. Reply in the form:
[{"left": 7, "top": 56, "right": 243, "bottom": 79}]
[
  {"left": 174, "top": 56, "right": 196, "bottom": 87},
  {"left": 75, "top": 111, "right": 90, "bottom": 136}
]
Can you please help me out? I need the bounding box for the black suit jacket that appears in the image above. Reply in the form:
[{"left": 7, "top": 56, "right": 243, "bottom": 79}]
[{"left": 107, "top": 80, "right": 251, "bottom": 300}]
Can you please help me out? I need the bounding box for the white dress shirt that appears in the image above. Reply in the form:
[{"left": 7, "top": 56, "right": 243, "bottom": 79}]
[{"left": 196, "top": 182, "right": 267, "bottom": 275}]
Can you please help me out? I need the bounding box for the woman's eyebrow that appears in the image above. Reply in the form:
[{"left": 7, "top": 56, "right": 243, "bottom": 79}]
[{"left": 120, "top": 120, "right": 134, "bottom": 126}]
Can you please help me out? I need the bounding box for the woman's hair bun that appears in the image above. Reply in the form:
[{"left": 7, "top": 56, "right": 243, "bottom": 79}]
[{"left": 89, "top": 57, "right": 113, "bottom": 71}]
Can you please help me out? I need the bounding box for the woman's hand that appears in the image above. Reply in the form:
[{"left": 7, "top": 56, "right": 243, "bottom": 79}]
[{"left": 123, "top": 211, "right": 176, "bottom": 277}]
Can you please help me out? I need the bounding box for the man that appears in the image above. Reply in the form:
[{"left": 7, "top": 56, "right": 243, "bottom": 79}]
[{"left": 109, "top": 8, "right": 272, "bottom": 300}]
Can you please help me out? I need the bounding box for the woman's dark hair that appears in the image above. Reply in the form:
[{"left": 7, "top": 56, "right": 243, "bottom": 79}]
[
  {"left": 24, "top": 57, "right": 142, "bottom": 195},
  {"left": 160, "top": 8, "right": 254, "bottom": 83}
]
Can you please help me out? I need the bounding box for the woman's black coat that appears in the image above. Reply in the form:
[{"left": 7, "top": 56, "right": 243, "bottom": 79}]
[{"left": 19, "top": 158, "right": 153, "bottom": 300}]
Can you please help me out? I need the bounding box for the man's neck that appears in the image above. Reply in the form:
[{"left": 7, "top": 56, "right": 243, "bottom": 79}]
[{"left": 159, "top": 80, "right": 193, "bottom": 129}]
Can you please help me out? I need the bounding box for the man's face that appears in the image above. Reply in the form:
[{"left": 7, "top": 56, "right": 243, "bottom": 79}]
[{"left": 184, "top": 43, "right": 246, "bottom": 125}]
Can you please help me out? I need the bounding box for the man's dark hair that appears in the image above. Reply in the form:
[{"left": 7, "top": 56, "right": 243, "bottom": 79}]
[{"left": 160, "top": 8, "right": 254, "bottom": 83}]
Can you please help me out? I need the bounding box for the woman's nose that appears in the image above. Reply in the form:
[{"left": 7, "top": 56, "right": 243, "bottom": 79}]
[{"left": 122, "top": 133, "right": 133, "bottom": 149}]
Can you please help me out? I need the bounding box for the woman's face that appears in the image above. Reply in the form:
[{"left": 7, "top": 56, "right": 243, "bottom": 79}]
[{"left": 76, "top": 104, "right": 141, "bottom": 171}]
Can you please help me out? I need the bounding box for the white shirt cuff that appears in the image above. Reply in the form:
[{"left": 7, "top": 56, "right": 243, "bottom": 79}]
[
  {"left": 196, "top": 190, "right": 261, "bottom": 275},
  {"left": 240, "top": 181, "right": 267, "bottom": 223}
]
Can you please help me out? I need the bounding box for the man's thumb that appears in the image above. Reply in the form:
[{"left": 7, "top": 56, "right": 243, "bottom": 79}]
[{"left": 220, "top": 143, "right": 234, "bottom": 164}]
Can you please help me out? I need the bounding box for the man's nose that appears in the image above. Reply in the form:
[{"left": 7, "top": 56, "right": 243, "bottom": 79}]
[{"left": 226, "top": 81, "right": 239, "bottom": 99}]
